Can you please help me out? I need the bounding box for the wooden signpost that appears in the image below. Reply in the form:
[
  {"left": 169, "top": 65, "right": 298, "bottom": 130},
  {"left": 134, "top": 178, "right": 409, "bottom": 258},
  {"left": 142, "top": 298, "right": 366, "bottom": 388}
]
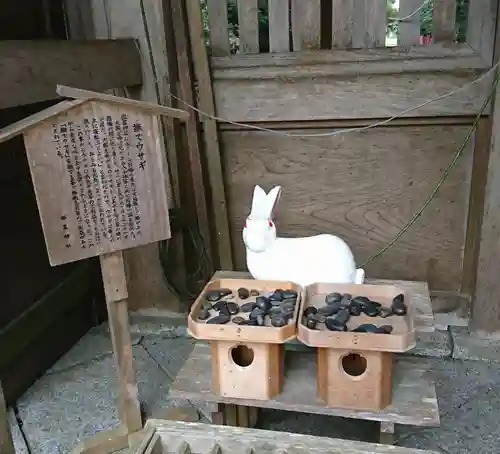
[{"left": 0, "top": 85, "right": 188, "bottom": 454}]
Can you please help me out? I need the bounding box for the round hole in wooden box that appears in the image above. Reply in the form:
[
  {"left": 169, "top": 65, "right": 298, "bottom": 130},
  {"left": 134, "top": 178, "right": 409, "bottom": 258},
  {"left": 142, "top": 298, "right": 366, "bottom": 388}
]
[
  {"left": 341, "top": 353, "right": 367, "bottom": 377},
  {"left": 230, "top": 344, "right": 254, "bottom": 367}
]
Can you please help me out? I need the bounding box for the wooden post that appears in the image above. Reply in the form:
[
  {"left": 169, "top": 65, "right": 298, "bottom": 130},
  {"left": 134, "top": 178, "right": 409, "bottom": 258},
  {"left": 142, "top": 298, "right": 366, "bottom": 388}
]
[
  {"left": 0, "top": 383, "right": 15, "bottom": 454},
  {"left": 100, "top": 251, "right": 142, "bottom": 432},
  {"left": 470, "top": 0, "right": 500, "bottom": 333}
]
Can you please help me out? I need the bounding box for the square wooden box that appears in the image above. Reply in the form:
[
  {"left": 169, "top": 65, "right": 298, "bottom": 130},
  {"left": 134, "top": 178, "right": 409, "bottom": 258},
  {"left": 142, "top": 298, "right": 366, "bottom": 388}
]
[
  {"left": 188, "top": 278, "right": 302, "bottom": 401},
  {"left": 297, "top": 283, "right": 415, "bottom": 411}
]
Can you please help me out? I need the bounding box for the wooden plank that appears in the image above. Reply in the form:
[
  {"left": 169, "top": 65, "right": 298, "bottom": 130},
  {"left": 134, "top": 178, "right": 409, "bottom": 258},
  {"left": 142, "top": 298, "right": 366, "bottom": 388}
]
[
  {"left": 352, "top": 0, "right": 386, "bottom": 49},
  {"left": 291, "top": 0, "right": 321, "bottom": 50},
  {"left": 399, "top": 0, "right": 422, "bottom": 46},
  {"left": 0, "top": 100, "right": 86, "bottom": 144},
  {"left": 0, "top": 384, "right": 14, "bottom": 454},
  {"left": 471, "top": 7, "right": 500, "bottom": 332},
  {"left": 462, "top": 119, "right": 491, "bottom": 302},
  {"left": 100, "top": 251, "right": 142, "bottom": 432},
  {"left": 467, "top": 0, "right": 497, "bottom": 65},
  {"left": 23, "top": 101, "right": 171, "bottom": 266},
  {"left": 220, "top": 125, "right": 472, "bottom": 291},
  {"left": 238, "top": 0, "right": 260, "bottom": 54},
  {"left": 207, "top": 0, "right": 231, "bottom": 56},
  {"left": 185, "top": 0, "right": 234, "bottom": 269},
  {"left": 268, "top": 0, "right": 290, "bottom": 52},
  {"left": 170, "top": 0, "right": 213, "bottom": 264},
  {"left": 56, "top": 86, "right": 189, "bottom": 120},
  {"left": 212, "top": 70, "right": 490, "bottom": 121},
  {"left": 211, "top": 271, "right": 436, "bottom": 333},
  {"left": 170, "top": 344, "right": 439, "bottom": 427},
  {"left": 89, "top": 0, "right": 182, "bottom": 312},
  {"left": 142, "top": 420, "right": 440, "bottom": 453},
  {"left": 332, "top": 0, "right": 355, "bottom": 48},
  {"left": 433, "top": 0, "right": 457, "bottom": 43},
  {"left": 0, "top": 40, "right": 142, "bottom": 110}
]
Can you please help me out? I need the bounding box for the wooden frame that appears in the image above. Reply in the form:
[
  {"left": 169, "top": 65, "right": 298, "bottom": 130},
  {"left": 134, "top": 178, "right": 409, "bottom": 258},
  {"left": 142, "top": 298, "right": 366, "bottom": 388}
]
[
  {"left": 0, "top": 40, "right": 142, "bottom": 109},
  {"left": 133, "top": 419, "right": 440, "bottom": 453}
]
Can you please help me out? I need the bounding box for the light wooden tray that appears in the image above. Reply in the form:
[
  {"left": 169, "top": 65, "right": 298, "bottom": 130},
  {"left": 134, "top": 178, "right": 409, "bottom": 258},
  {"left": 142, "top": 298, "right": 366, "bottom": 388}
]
[
  {"left": 188, "top": 278, "right": 302, "bottom": 344},
  {"left": 297, "top": 283, "right": 416, "bottom": 352}
]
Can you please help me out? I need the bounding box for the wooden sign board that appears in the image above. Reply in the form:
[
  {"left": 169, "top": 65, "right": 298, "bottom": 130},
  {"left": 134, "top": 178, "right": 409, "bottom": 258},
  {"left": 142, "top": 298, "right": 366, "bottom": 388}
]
[{"left": 23, "top": 100, "right": 171, "bottom": 266}]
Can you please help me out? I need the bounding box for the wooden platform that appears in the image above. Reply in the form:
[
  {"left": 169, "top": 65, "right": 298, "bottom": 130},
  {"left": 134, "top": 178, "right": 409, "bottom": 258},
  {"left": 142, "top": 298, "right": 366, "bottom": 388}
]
[{"left": 169, "top": 271, "right": 440, "bottom": 444}]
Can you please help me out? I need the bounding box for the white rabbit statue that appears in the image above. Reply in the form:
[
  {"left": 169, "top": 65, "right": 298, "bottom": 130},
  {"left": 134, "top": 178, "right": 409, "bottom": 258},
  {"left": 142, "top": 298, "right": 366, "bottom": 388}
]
[{"left": 242, "top": 185, "right": 365, "bottom": 288}]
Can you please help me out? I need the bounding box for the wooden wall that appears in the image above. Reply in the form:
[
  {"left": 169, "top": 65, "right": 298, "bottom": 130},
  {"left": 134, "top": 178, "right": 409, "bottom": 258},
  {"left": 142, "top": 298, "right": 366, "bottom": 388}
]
[{"left": 197, "top": 0, "right": 496, "bottom": 309}]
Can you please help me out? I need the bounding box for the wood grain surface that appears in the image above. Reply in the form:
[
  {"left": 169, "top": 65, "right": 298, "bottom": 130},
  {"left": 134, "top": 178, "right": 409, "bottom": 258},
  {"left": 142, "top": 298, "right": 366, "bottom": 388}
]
[
  {"left": 169, "top": 343, "right": 440, "bottom": 427},
  {"left": 138, "top": 419, "right": 440, "bottom": 453},
  {"left": 220, "top": 125, "right": 472, "bottom": 291},
  {"left": 24, "top": 101, "right": 170, "bottom": 266}
]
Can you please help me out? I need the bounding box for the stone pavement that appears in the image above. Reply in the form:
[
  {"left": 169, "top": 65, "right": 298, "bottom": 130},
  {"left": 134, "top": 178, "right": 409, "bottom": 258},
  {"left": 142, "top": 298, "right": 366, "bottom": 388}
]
[{"left": 8, "top": 320, "right": 500, "bottom": 453}]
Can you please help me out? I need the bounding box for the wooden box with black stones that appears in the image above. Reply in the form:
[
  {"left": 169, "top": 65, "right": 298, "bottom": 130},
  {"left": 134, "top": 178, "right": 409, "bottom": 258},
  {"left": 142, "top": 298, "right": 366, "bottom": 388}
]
[
  {"left": 297, "top": 283, "right": 415, "bottom": 411},
  {"left": 188, "top": 278, "right": 302, "bottom": 401}
]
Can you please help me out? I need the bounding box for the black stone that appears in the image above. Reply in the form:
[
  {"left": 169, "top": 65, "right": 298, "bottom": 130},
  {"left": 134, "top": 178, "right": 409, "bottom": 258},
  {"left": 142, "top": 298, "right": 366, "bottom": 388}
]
[
  {"left": 250, "top": 289, "right": 260, "bottom": 296},
  {"left": 206, "top": 290, "right": 223, "bottom": 302},
  {"left": 393, "top": 293, "right": 405, "bottom": 305},
  {"left": 305, "top": 318, "right": 318, "bottom": 329},
  {"left": 247, "top": 318, "right": 259, "bottom": 326},
  {"left": 268, "top": 306, "right": 282, "bottom": 315},
  {"left": 269, "top": 290, "right": 284, "bottom": 301},
  {"left": 282, "top": 297, "right": 297, "bottom": 306},
  {"left": 232, "top": 316, "right": 247, "bottom": 325},
  {"left": 237, "top": 287, "right": 250, "bottom": 299},
  {"left": 369, "top": 300, "right": 382, "bottom": 308},
  {"left": 281, "top": 290, "right": 298, "bottom": 299},
  {"left": 391, "top": 295, "right": 407, "bottom": 316},
  {"left": 348, "top": 301, "right": 363, "bottom": 316},
  {"left": 325, "top": 317, "right": 347, "bottom": 332},
  {"left": 219, "top": 288, "right": 232, "bottom": 297},
  {"left": 219, "top": 304, "right": 231, "bottom": 317},
  {"left": 281, "top": 305, "right": 295, "bottom": 317},
  {"left": 249, "top": 308, "right": 265, "bottom": 321},
  {"left": 255, "top": 296, "right": 271, "bottom": 313},
  {"left": 318, "top": 303, "right": 340, "bottom": 317},
  {"left": 362, "top": 303, "right": 379, "bottom": 317},
  {"left": 351, "top": 323, "right": 379, "bottom": 333},
  {"left": 332, "top": 308, "right": 350, "bottom": 325},
  {"left": 270, "top": 300, "right": 282, "bottom": 307},
  {"left": 271, "top": 315, "right": 287, "bottom": 327},
  {"left": 226, "top": 302, "right": 239, "bottom": 315},
  {"left": 352, "top": 296, "right": 371, "bottom": 306},
  {"left": 198, "top": 309, "right": 210, "bottom": 321},
  {"left": 379, "top": 307, "right": 393, "bottom": 318},
  {"left": 325, "top": 292, "right": 342, "bottom": 305},
  {"left": 207, "top": 314, "right": 230, "bottom": 324},
  {"left": 376, "top": 325, "right": 394, "bottom": 334},
  {"left": 240, "top": 302, "right": 256, "bottom": 313},
  {"left": 212, "top": 300, "right": 227, "bottom": 311},
  {"left": 304, "top": 306, "right": 318, "bottom": 317},
  {"left": 343, "top": 293, "right": 352, "bottom": 301},
  {"left": 310, "top": 313, "right": 326, "bottom": 324},
  {"left": 255, "top": 314, "right": 265, "bottom": 326}
]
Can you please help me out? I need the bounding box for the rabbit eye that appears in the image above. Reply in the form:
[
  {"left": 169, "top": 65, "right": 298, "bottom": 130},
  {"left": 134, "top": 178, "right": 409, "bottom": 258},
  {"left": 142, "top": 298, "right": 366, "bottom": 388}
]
[
  {"left": 244, "top": 222, "right": 247, "bottom": 228},
  {"left": 268, "top": 221, "right": 273, "bottom": 228}
]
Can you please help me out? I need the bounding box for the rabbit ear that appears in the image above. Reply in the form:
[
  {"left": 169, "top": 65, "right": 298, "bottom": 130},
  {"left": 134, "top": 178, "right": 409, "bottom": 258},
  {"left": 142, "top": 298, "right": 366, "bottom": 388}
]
[
  {"left": 266, "top": 186, "right": 282, "bottom": 218},
  {"left": 250, "top": 185, "right": 268, "bottom": 218}
]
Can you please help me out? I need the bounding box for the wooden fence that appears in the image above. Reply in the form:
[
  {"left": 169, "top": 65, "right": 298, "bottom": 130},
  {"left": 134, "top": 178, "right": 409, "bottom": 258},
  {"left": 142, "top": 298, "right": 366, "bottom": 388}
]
[{"left": 191, "top": 0, "right": 498, "bottom": 323}]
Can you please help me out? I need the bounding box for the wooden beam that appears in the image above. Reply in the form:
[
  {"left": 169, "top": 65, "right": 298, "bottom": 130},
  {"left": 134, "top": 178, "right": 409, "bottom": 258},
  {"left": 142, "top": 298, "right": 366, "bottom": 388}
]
[
  {"left": 0, "top": 40, "right": 142, "bottom": 109},
  {"left": 185, "top": 0, "right": 234, "bottom": 269},
  {"left": 471, "top": 0, "right": 500, "bottom": 333},
  {"left": 56, "top": 85, "right": 189, "bottom": 120}
]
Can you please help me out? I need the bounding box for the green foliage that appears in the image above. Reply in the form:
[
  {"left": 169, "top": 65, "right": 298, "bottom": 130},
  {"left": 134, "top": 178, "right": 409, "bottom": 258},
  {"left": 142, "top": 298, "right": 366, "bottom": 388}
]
[{"left": 418, "top": 0, "right": 469, "bottom": 41}]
